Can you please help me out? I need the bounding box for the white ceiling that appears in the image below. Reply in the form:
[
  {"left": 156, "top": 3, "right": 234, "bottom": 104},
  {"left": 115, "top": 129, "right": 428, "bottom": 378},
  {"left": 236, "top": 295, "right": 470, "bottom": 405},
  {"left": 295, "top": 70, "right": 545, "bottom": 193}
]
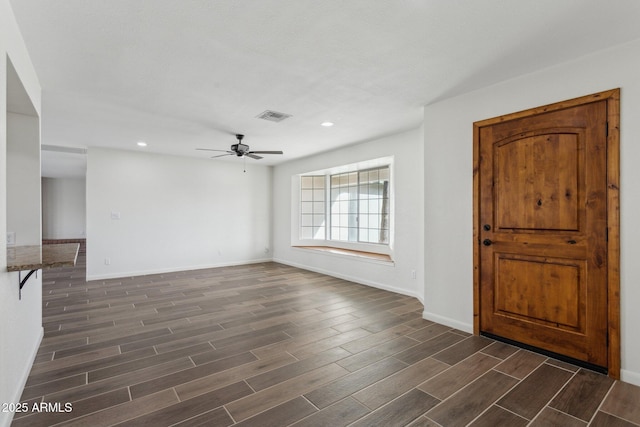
[{"left": 9, "top": 0, "right": 640, "bottom": 177}]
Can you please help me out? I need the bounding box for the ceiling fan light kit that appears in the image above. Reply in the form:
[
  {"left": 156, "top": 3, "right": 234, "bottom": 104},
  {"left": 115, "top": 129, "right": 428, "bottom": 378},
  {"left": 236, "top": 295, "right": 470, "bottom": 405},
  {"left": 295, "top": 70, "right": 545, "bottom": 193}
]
[{"left": 231, "top": 143, "right": 250, "bottom": 156}]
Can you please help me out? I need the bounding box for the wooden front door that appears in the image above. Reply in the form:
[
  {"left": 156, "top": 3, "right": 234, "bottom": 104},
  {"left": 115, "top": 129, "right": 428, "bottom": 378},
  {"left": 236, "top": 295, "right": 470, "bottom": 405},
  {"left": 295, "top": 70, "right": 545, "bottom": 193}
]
[{"left": 473, "top": 90, "right": 620, "bottom": 375}]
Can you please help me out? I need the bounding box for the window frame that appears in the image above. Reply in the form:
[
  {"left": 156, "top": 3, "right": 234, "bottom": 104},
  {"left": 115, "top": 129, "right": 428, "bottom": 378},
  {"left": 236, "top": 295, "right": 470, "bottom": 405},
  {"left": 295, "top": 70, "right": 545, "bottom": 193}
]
[
  {"left": 328, "top": 166, "right": 390, "bottom": 245},
  {"left": 292, "top": 157, "right": 394, "bottom": 257}
]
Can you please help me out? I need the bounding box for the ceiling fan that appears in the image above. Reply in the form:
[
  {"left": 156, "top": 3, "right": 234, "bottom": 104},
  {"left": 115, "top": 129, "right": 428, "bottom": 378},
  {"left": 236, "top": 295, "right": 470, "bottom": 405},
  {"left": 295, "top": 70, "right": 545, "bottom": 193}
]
[{"left": 196, "top": 134, "right": 283, "bottom": 160}]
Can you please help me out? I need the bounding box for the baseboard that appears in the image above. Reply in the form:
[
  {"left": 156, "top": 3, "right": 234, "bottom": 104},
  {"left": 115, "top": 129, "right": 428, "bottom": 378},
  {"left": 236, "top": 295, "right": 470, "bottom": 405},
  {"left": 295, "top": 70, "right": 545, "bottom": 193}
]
[
  {"left": 621, "top": 369, "right": 640, "bottom": 387},
  {"left": 273, "top": 257, "right": 422, "bottom": 303},
  {"left": 86, "top": 258, "right": 274, "bottom": 281},
  {"left": 422, "top": 310, "right": 473, "bottom": 333},
  {"left": 1, "top": 327, "right": 44, "bottom": 427}
]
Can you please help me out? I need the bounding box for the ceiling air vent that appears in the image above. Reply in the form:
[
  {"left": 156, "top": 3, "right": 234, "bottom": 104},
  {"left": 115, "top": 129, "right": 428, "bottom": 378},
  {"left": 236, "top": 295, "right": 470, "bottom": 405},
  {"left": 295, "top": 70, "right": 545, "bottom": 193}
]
[{"left": 256, "top": 110, "right": 292, "bottom": 123}]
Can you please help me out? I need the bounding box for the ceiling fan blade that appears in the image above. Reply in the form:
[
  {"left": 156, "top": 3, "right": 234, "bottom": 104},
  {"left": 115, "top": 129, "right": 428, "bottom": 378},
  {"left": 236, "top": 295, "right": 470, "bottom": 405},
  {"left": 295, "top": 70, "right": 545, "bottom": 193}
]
[
  {"left": 245, "top": 153, "right": 263, "bottom": 160},
  {"left": 211, "top": 153, "right": 234, "bottom": 158},
  {"left": 249, "top": 150, "right": 283, "bottom": 155},
  {"left": 196, "top": 148, "right": 230, "bottom": 152}
]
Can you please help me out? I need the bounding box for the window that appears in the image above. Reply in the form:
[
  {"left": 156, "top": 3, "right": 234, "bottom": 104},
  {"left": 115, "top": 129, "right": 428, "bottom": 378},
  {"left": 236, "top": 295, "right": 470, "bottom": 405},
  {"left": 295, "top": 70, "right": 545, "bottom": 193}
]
[
  {"left": 300, "top": 175, "right": 326, "bottom": 240},
  {"left": 300, "top": 165, "right": 390, "bottom": 245},
  {"left": 330, "top": 167, "right": 390, "bottom": 244}
]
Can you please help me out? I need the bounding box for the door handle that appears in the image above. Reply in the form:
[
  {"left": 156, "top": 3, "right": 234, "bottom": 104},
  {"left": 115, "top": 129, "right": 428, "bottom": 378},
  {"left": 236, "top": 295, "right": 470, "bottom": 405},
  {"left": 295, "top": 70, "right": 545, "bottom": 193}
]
[{"left": 483, "top": 239, "right": 492, "bottom": 246}]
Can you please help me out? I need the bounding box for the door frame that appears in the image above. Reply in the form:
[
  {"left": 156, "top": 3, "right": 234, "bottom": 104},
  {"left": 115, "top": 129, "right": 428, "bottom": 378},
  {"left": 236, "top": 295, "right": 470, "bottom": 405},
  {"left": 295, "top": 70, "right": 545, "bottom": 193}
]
[{"left": 472, "top": 89, "right": 620, "bottom": 379}]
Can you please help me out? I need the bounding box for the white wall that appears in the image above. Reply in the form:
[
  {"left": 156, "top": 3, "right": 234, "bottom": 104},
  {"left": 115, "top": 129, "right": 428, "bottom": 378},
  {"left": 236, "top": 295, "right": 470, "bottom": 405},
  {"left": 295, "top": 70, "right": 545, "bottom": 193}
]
[
  {"left": 86, "top": 147, "right": 273, "bottom": 280},
  {"left": 0, "top": 1, "right": 43, "bottom": 426},
  {"left": 272, "top": 127, "right": 424, "bottom": 301},
  {"left": 7, "top": 112, "right": 40, "bottom": 245},
  {"left": 423, "top": 38, "right": 640, "bottom": 385},
  {"left": 42, "top": 177, "right": 86, "bottom": 239}
]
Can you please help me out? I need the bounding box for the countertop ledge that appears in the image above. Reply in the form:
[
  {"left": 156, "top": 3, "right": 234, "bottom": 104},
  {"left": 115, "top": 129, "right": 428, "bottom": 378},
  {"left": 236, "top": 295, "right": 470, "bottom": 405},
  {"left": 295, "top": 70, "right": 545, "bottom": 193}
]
[{"left": 7, "top": 243, "right": 80, "bottom": 272}]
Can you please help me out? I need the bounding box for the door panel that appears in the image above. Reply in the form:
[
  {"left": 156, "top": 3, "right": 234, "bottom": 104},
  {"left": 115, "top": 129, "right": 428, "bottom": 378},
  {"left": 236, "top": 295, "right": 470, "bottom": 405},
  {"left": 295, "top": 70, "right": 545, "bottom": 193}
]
[
  {"left": 477, "top": 101, "right": 608, "bottom": 368},
  {"left": 495, "top": 132, "right": 580, "bottom": 231},
  {"left": 494, "top": 254, "right": 584, "bottom": 330}
]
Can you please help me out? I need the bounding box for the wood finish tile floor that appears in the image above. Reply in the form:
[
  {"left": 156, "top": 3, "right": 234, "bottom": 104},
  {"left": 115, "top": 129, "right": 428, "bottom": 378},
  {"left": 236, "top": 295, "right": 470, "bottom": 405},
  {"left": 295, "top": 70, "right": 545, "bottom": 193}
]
[{"left": 13, "top": 256, "right": 640, "bottom": 426}]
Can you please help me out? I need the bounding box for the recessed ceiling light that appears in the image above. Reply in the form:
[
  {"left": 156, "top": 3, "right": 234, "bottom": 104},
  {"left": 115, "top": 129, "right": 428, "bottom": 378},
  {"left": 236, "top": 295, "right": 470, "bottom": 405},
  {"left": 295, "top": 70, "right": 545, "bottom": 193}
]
[
  {"left": 321, "top": 122, "right": 334, "bottom": 127},
  {"left": 137, "top": 141, "right": 147, "bottom": 147}
]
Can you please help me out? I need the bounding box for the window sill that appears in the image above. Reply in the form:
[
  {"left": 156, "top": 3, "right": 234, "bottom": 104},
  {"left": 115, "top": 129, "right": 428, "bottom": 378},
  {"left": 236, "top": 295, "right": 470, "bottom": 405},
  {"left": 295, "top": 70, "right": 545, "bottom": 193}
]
[{"left": 293, "top": 245, "right": 394, "bottom": 265}]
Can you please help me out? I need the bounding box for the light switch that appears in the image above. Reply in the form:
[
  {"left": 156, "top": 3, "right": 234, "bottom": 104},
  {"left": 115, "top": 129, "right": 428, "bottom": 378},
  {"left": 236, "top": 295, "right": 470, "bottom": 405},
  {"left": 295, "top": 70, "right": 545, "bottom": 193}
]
[{"left": 111, "top": 211, "right": 121, "bottom": 220}]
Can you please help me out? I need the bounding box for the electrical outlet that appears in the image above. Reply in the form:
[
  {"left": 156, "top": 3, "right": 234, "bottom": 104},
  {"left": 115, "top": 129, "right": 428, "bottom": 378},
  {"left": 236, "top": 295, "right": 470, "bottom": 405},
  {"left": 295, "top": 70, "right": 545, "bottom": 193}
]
[
  {"left": 6, "top": 232, "right": 16, "bottom": 246},
  {"left": 411, "top": 269, "right": 416, "bottom": 279},
  {"left": 104, "top": 257, "right": 111, "bottom": 265}
]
